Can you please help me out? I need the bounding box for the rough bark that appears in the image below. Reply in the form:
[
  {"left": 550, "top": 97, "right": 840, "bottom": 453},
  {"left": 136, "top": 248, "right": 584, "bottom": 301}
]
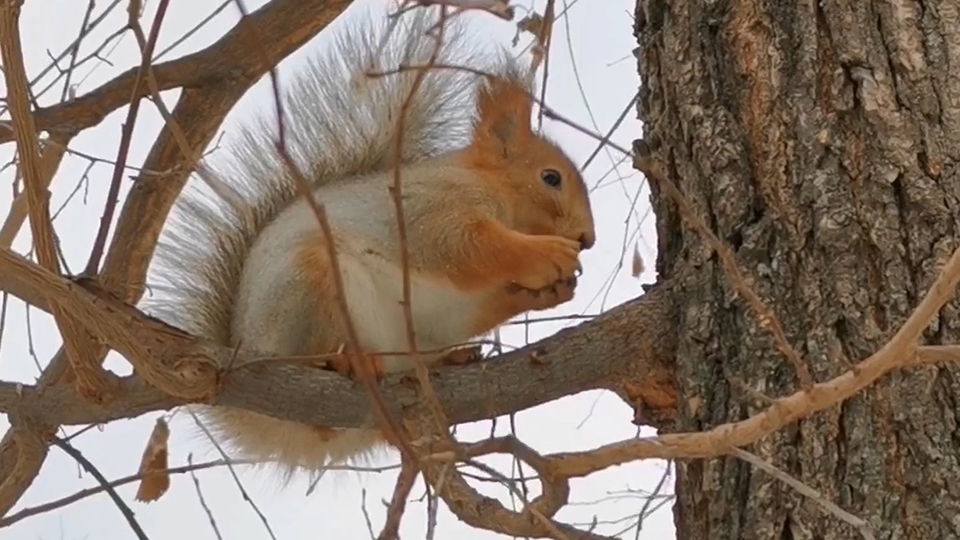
[{"left": 636, "top": 0, "right": 960, "bottom": 538}]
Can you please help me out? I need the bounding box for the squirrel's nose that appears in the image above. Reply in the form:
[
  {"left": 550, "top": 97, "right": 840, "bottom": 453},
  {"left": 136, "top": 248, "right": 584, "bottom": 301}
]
[{"left": 578, "top": 232, "right": 595, "bottom": 251}]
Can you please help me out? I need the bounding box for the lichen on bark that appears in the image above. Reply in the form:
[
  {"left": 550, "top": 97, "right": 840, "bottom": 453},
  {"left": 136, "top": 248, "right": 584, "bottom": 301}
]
[{"left": 635, "top": 0, "right": 960, "bottom": 538}]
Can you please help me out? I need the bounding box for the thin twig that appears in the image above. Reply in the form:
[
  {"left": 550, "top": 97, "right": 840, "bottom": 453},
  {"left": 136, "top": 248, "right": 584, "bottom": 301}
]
[
  {"left": 51, "top": 437, "right": 150, "bottom": 540},
  {"left": 631, "top": 461, "right": 671, "bottom": 540},
  {"left": 188, "top": 454, "right": 225, "bottom": 540},
  {"left": 633, "top": 153, "right": 812, "bottom": 389},
  {"left": 732, "top": 448, "right": 876, "bottom": 540},
  {"left": 59, "top": 0, "right": 97, "bottom": 101},
  {"left": 533, "top": 0, "right": 556, "bottom": 129},
  {"left": 388, "top": 0, "right": 452, "bottom": 441},
  {"left": 188, "top": 411, "right": 277, "bottom": 540},
  {"left": 85, "top": 0, "right": 171, "bottom": 274}
]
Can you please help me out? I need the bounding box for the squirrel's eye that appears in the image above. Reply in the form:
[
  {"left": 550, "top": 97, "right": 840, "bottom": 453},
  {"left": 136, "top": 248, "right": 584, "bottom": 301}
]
[{"left": 541, "top": 169, "right": 562, "bottom": 189}]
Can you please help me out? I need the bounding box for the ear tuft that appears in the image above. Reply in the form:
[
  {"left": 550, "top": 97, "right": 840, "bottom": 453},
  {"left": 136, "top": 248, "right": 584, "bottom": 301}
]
[{"left": 470, "top": 75, "right": 534, "bottom": 159}]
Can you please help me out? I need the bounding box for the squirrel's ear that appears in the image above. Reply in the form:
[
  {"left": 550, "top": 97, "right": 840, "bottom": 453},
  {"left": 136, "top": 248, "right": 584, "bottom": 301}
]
[{"left": 469, "top": 76, "right": 534, "bottom": 158}]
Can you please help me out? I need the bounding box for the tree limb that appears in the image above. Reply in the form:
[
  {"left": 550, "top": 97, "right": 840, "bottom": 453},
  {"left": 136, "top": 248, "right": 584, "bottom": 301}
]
[
  {"left": 0, "top": 0, "right": 356, "bottom": 515},
  {"left": 0, "top": 244, "right": 679, "bottom": 429},
  {"left": 0, "top": 0, "right": 353, "bottom": 145}
]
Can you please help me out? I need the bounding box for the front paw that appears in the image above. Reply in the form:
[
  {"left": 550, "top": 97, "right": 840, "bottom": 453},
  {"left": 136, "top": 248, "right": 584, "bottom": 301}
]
[{"left": 513, "top": 235, "right": 582, "bottom": 291}]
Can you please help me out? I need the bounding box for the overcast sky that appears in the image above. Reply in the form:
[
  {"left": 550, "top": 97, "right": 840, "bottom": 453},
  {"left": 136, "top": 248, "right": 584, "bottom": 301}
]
[{"left": 0, "top": 0, "right": 674, "bottom": 538}]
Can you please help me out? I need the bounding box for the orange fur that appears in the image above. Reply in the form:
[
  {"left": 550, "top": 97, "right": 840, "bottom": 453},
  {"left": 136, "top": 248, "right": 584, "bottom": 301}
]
[{"left": 441, "top": 216, "right": 582, "bottom": 292}]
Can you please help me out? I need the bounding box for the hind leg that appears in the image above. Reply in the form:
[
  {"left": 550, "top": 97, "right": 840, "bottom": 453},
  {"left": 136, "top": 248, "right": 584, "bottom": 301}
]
[
  {"left": 435, "top": 277, "right": 577, "bottom": 369},
  {"left": 289, "top": 237, "right": 393, "bottom": 382}
]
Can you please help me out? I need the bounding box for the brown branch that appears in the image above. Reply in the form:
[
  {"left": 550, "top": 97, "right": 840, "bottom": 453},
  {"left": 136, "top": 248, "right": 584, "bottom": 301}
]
[
  {"left": 387, "top": 5, "right": 453, "bottom": 453},
  {"left": 453, "top": 436, "right": 576, "bottom": 539},
  {"left": 633, "top": 151, "right": 813, "bottom": 390},
  {"left": 0, "top": 247, "right": 218, "bottom": 398},
  {"left": 377, "top": 458, "right": 420, "bottom": 540},
  {"left": 0, "top": 132, "right": 72, "bottom": 248},
  {"left": 0, "top": 0, "right": 354, "bottom": 145},
  {"left": 259, "top": 0, "right": 410, "bottom": 461},
  {"left": 0, "top": 0, "right": 357, "bottom": 515},
  {"left": 0, "top": 0, "right": 117, "bottom": 415},
  {"left": 0, "top": 426, "right": 48, "bottom": 518}
]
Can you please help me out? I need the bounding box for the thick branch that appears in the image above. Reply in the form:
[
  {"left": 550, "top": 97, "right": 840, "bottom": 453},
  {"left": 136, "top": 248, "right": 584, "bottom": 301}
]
[
  {"left": 0, "top": 0, "right": 353, "bottom": 145},
  {"left": 0, "top": 244, "right": 678, "bottom": 428}
]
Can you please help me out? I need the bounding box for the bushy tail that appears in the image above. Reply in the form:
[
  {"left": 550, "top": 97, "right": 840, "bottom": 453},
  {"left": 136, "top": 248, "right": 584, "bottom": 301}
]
[{"left": 143, "top": 7, "right": 495, "bottom": 345}]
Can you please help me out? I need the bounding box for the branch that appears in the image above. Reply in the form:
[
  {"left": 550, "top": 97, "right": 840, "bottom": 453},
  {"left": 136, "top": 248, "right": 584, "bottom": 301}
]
[
  {"left": 50, "top": 438, "right": 149, "bottom": 540},
  {"left": 545, "top": 242, "right": 960, "bottom": 477},
  {"left": 0, "top": 0, "right": 118, "bottom": 401},
  {"left": 0, "top": 132, "right": 71, "bottom": 249},
  {"left": 0, "top": 0, "right": 354, "bottom": 145},
  {"left": 0, "top": 0, "right": 357, "bottom": 515},
  {"left": 4, "top": 239, "right": 960, "bottom": 535},
  {"left": 0, "top": 244, "right": 678, "bottom": 428},
  {"left": 0, "top": 247, "right": 217, "bottom": 398}
]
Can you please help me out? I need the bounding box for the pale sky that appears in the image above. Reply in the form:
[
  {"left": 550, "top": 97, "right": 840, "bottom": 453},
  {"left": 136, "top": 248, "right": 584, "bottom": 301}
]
[{"left": 0, "top": 1, "right": 675, "bottom": 538}]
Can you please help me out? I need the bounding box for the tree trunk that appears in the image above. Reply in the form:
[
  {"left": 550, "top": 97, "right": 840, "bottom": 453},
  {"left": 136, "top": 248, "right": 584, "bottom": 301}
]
[{"left": 635, "top": 0, "right": 960, "bottom": 538}]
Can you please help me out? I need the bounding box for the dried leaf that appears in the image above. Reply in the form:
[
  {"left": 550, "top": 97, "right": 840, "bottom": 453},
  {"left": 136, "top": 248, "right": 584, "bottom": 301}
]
[
  {"left": 631, "top": 242, "right": 645, "bottom": 278},
  {"left": 135, "top": 417, "right": 171, "bottom": 503}
]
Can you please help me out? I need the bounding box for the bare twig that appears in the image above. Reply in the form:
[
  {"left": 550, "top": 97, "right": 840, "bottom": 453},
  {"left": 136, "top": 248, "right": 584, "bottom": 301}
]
[
  {"left": 388, "top": 4, "right": 452, "bottom": 437},
  {"left": 634, "top": 153, "right": 813, "bottom": 389},
  {"left": 59, "top": 0, "right": 98, "bottom": 102},
  {"left": 188, "top": 454, "right": 225, "bottom": 540},
  {"left": 189, "top": 410, "right": 277, "bottom": 540},
  {"left": 51, "top": 437, "right": 150, "bottom": 540},
  {"left": 732, "top": 448, "right": 876, "bottom": 540},
  {"left": 85, "top": 0, "right": 172, "bottom": 275}
]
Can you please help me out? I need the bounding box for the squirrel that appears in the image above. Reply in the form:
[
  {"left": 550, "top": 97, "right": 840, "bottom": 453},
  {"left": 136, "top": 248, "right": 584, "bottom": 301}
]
[{"left": 144, "top": 7, "right": 596, "bottom": 478}]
